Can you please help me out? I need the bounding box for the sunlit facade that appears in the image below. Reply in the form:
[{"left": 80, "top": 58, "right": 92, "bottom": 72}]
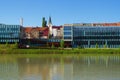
[
  {"left": 64, "top": 23, "right": 120, "bottom": 48},
  {"left": 0, "top": 23, "right": 21, "bottom": 43},
  {"left": 63, "top": 24, "right": 73, "bottom": 41}
]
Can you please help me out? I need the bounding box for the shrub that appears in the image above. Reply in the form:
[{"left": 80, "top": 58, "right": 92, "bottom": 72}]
[
  {"left": 95, "top": 43, "right": 98, "bottom": 48},
  {"left": 51, "top": 43, "right": 55, "bottom": 49}
]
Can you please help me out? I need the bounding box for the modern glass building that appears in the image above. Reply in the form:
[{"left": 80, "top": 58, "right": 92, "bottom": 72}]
[
  {"left": 64, "top": 23, "right": 120, "bottom": 48},
  {"left": 0, "top": 23, "right": 21, "bottom": 43},
  {"left": 63, "top": 24, "right": 73, "bottom": 47},
  {"left": 63, "top": 24, "right": 73, "bottom": 41}
]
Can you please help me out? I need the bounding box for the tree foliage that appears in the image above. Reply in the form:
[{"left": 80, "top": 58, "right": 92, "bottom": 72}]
[
  {"left": 95, "top": 43, "right": 98, "bottom": 48},
  {"left": 60, "top": 40, "right": 64, "bottom": 48},
  {"left": 13, "top": 42, "right": 18, "bottom": 49},
  {"left": 77, "top": 45, "right": 81, "bottom": 49},
  {"left": 51, "top": 43, "right": 55, "bottom": 49},
  {"left": 104, "top": 43, "right": 107, "bottom": 48},
  {"left": 5, "top": 41, "right": 9, "bottom": 48},
  {"left": 42, "top": 17, "right": 47, "bottom": 27}
]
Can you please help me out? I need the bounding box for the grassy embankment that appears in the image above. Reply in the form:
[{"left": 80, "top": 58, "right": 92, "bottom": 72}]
[
  {"left": 0, "top": 44, "right": 120, "bottom": 54},
  {"left": 0, "top": 43, "right": 120, "bottom": 54}
]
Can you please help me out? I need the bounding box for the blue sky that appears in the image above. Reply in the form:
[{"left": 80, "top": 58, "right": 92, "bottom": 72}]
[{"left": 0, "top": 0, "right": 120, "bottom": 26}]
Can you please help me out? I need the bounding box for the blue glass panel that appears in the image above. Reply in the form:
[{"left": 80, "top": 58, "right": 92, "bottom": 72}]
[
  {"left": 64, "top": 36, "right": 72, "bottom": 39},
  {"left": 72, "top": 26, "right": 120, "bottom": 48},
  {"left": 64, "top": 32, "right": 71, "bottom": 35},
  {"left": 64, "top": 26, "right": 71, "bottom": 30}
]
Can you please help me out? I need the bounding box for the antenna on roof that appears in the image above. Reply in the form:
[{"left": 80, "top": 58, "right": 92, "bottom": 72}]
[{"left": 20, "top": 18, "right": 23, "bottom": 26}]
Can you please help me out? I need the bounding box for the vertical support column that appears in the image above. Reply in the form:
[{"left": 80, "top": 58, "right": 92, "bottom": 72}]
[
  {"left": 71, "top": 26, "right": 73, "bottom": 41},
  {"left": 84, "top": 30, "right": 85, "bottom": 36},
  {"left": 106, "top": 40, "right": 107, "bottom": 48},
  {"left": 71, "top": 41, "right": 74, "bottom": 48},
  {"left": 88, "top": 40, "right": 90, "bottom": 48},
  {"left": 71, "top": 26, "right": 73, "bottom": 48}
]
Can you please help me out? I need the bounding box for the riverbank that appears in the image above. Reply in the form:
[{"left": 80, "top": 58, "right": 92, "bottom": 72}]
[
  {"left": 0, "top": 53, "right": 120, "bottom": 64},
  {"left": 0, "top": 48, "right": 120, "bottom": 54}
]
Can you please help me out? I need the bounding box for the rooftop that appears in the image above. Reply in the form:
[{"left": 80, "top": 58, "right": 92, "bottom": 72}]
[
  {"left": 64, "top": 22, "right": 120, "bottom": 27},
  {"left": 24, "top": 27, "right": 49, "bottom": 33}
]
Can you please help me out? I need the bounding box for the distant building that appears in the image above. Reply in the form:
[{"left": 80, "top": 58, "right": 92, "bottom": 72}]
[
  {"left": 48, "top": 16, "right": 53, "bottom": 36},
  {"left": 23, "top": 27, "right": 32, "bottom": 39},
  {"left": 48, "top": 17, "right": 63, "bottom": 39},
  {"left": 93, "top": 22, "right": 120, "bottom": 26},
  {"left": 63, "top": 23, "right": 120, "bottom": 48},
  {"left": 0, "top": 23, "right": 21, "bottom": 43},
  {"left": 39, "top": 27, "right": 49, "bottom": 39},
  {"left": 52, "top": 26, "right": 63, "bottom": 39},
  {"left": 23, "top": 27, "right": 49, "bottom": 39}
]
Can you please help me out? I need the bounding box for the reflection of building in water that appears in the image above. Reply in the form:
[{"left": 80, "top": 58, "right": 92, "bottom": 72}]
[
  {"left": 49, "top": 64, "right": 64, "bottom": 80},
  {"left": 0, "top": 63, "right": 19, "bottom": 80},
  {"left": 82, "top": 56, "right": 120, "bottom": 67},
  {"left": 48, "top": 57, "right": 74, "bottom": 80},
  {"left": 0, "top": 56, "right": 119, "bottom": 80},
  {"left": 18, "top": 56, "right": 120, "bottom": 80},
  {"left": 18, "top": 58, "right": 51, "bottom": 80},
  {"left": 64, "top": 64, "right": 73, "bottom": 80},
  {"left": 18, "top": 57, "right": 74, "bottom": 80},
  {"left": 73, "top": 56, "right": 120, "bottom": 80}
]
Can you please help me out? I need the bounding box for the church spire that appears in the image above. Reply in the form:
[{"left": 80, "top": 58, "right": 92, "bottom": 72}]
[
  {"left": 48, "top": 16, "right": 53, "bottom": 36},
  {"left": 48, "top": 16, "right": 52, "bottom": 25}
]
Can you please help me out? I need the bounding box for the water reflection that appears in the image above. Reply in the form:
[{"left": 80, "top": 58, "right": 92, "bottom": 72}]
[{"left": 0, "top": 55, "right": 120, "bottom": 80}]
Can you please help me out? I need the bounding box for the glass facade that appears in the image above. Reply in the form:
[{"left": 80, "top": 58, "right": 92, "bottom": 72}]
[
  {"left": 0, "top": 23, "right": 21, "bottom": 43},
  {"left": 64, "top": 24, "right": 120, "bottom": 48},
  {"left": 63, "top": 26, "right": 73, "bottom": 41}
]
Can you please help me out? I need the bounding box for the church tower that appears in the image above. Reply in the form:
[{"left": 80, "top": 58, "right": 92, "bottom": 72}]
[{"left": 48, "top": 16, "right": 53, "bottom": 36}]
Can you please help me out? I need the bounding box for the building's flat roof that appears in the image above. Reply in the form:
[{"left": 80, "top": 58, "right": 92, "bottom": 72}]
[{"left": 64, "top": 22, "right": 120, "bottom": 27}]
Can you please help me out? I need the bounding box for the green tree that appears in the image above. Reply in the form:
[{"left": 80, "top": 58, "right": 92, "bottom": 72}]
[
  {"left": 42, "top": 17, "right": 47, "bottom": 27},
  {"left": 13, "top": 42, "right": 18, "bottom": 49},
  {"left": 104, "top": 43, "right": 107, "bottom": 48},
  {"left": 77, "top": 45, "right": 81, "bottom": 49},
  {"left": 51, "top": 43, "right": 55, "bottom": 49},
  {"left": 95, "top": 43, "right": 98, "bottom": 48},
  {"left": 60, "top": 40, "right": 64, "bottom": 48},
  {"left": 5, "top": 41, "right": 9, "bottom": 48}
]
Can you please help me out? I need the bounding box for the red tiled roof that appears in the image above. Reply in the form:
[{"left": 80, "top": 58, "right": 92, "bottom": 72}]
[
  {"left": 24, "top": 27, "right": 49, "bottom": 33},
  {"left": 117, "top": 23, "right": 120, "bottom": 26},
  {"left": 38, "top": 27, "right": 49, "bottom": 36},
  {"left": 52, "top": 26, "right": 62, "bottom": 29},
  {"left": 24, "top": 27, "right": 33, "bottom": 33},
  {"left": 103, "top": 23, "right": 117, "bottom": 26},
  {"left": 37, "top": 27, "right": 48, "bottom": 31},
  {"left": 93, "top": 22, "right": 120, "bottom": 26},
  {"left": 43, "top": 29, "right": 49, "bottom": 36},
  {"left": 24, "top": 27, "right": 49, "bottom": 36}
]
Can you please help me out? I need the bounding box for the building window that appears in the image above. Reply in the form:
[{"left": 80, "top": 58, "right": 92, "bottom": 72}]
[
  {"left": 64, "top": 32, "right": 71, "bottom": 35},
  {"left": 64, "top": 36, "right": 72, "bottom": 39},
  {"left": 64, "top": 26, "right": 71, "bottom": 30}
]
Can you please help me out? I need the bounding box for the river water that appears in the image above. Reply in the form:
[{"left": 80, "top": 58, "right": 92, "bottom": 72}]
[{"left": 0, "top": 54, "right": 120, "bottom": 80}]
